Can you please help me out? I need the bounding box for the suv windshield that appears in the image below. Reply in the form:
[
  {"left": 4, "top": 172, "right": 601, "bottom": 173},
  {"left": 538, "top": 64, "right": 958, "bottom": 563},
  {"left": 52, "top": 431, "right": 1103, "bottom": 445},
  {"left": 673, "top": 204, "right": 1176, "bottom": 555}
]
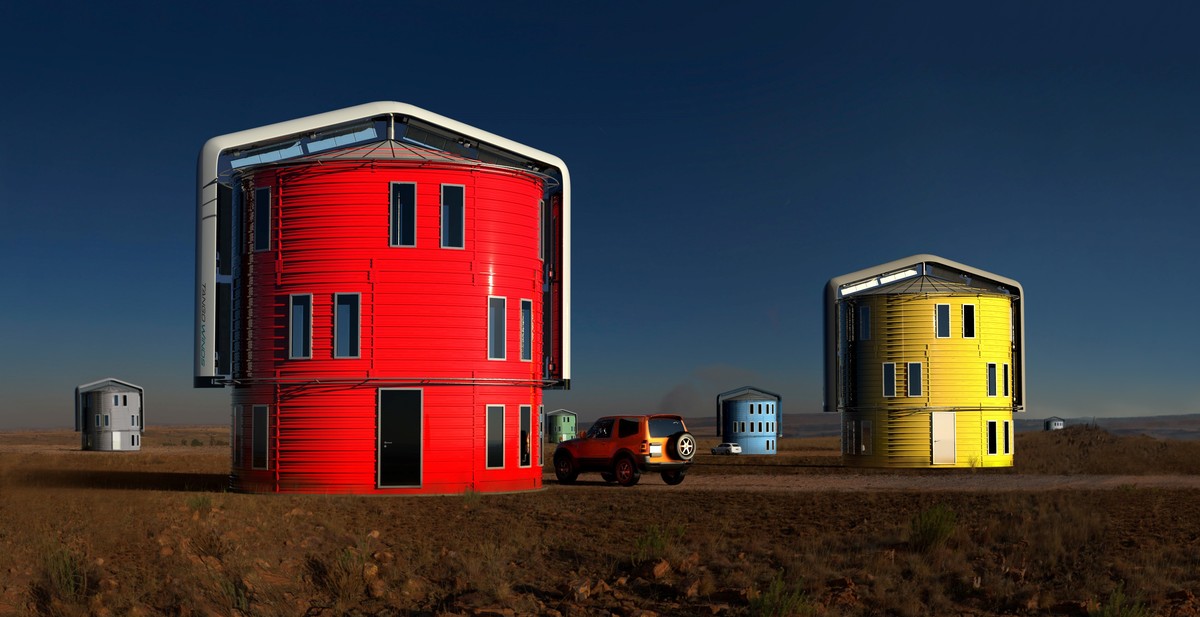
[{"left": 648, "top": 417, "right": 684, "bottom": 438}]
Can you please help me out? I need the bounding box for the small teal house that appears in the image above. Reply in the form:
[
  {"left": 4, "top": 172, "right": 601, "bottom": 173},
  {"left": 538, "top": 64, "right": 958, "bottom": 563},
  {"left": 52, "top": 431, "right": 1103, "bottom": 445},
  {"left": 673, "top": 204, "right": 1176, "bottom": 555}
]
[
  {"left": 545, "top": 409, "right": 577, "bottom": 443},
  {"left": 716, "top": 386, "right": 781, "bottom": 455}
]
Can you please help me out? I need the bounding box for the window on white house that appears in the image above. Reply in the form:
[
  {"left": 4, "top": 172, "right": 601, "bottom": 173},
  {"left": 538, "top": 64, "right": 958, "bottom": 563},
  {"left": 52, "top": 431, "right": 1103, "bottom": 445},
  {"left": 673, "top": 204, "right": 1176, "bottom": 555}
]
[
  {"left": 390, "top": 182, "right": 416, "bottom": 247},
  {"left": 441, "top": 184, "right": 465, "bottom": 248}
]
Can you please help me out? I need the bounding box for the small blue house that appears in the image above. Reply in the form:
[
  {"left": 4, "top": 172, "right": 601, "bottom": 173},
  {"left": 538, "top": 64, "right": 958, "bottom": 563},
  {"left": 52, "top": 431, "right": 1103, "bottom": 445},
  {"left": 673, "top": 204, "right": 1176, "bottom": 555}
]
[{"left": 716, "top": 386, "right": 781, "bottom": 455}]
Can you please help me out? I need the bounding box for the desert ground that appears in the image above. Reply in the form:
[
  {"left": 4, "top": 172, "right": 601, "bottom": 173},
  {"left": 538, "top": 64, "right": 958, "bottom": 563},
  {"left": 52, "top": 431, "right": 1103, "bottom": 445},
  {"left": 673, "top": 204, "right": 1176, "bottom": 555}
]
[{"left": 2, "top": 426, "right": 1199, "bottom": 616}]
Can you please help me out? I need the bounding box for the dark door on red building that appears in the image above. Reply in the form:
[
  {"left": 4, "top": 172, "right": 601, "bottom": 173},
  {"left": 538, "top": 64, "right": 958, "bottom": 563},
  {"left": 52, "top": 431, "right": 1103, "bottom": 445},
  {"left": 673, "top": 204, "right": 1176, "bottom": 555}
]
[{"left": 378, "top": 389, "right": 421, "bottom": 487}]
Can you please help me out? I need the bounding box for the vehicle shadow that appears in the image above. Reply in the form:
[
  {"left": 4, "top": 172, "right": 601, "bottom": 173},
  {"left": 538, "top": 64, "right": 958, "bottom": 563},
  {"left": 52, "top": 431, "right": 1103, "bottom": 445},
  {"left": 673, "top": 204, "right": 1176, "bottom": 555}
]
[{"left": 11, "top": 468, "right": 229, "bottom": 492}]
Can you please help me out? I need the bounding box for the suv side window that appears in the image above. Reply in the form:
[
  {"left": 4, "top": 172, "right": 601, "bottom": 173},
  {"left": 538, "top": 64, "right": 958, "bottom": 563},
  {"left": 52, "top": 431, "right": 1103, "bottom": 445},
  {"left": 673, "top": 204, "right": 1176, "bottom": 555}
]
[
  {"left": 617, "top": 418, "right": 640, "bottom": 438},
  {"left": 587, "top": 418, "right": 614, "bottom": 439}
]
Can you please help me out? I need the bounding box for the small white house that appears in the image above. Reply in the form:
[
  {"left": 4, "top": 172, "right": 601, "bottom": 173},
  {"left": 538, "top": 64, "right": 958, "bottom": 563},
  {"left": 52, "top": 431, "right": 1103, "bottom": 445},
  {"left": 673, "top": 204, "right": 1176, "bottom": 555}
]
[
  {"left": 75, "top": 378, "right": 144, "bottom": 451},
  {"left": 545, "top": 409, "right": 578, "bottom": 443},
  {"left": 1044, "top": 416, "right": 1065, "bottom": 431}
]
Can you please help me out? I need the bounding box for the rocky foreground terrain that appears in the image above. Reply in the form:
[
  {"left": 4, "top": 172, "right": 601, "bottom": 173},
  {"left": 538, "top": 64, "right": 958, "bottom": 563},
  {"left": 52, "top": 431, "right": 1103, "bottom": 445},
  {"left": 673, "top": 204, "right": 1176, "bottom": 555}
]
[{"left": 1, "top": 425, "right": 1199, "bottom": 616}]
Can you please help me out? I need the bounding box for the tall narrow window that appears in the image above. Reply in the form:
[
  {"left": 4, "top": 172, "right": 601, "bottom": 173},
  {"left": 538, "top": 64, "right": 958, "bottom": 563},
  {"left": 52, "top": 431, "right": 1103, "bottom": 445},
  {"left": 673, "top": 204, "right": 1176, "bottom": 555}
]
[
  {"left": 1003, "top": 421, "right": 1011, "bottom": 454},
  {"left": 113, "top": 395, "right": 119, "bottom": 406},
  {"left": 390, "top": 182, "right": 417, "bottom": 247},
  {"left": 1003, "top": 364, "right": 1010, "bottom": 397},
  {"left": 441, "top": 184, "right": 465, "bottom": 248},
  {"left": 882, "top": 363, "right": 896, "bottom": 397},
  {"left": 538, "top": 406, "right": 545, "bottom": 466},
  {"left": 252, "top": 405, "right": 269, "bottom": 469},
  {"left": 95, "top": 414, "right": 100, "bottom": 428},
  {"left": 987, "top": 420, "right": 998, "bottom": 455},
  {"left": 289, "top": 295, "right": 312, "bottom": 359},
  {"left": 104, "top": 415, "right": 110, "bottom": 427},
  {"left": 232, "top": 406, "right": 243, "bottom": 467},
  {"left": 520, "top": 405, "right": 532, "bottom": 467},
  {"left": 935, "top": 304, "right": 951, "bottom": 338},
  {"left": 334, "top": 293, "right": 360, "bottom": 358},
  {"left": 488, "top": 296, "right": 506, "bottom": 360},
  {"left": 907, "top": 362, "right": 922, "bottom": 397},
  {"left": 986, "top": 363, "right": 998, "bottom": 397},
  {"left": 538, "top": 199, "right": 545, "bottom": 261},
  {"left": 486, "top": 405, "right": 505, "bottom": 469},
  {"left": 254, "top": 187, "right": 271, "bottom": 251},
  {"left": 520, "top": 299, "right": 532, "bottom": 361},
  {"left": 858, "top": 305, "right": 871, "bottom": 340},
  {"left": 962, "top": 304, "right": 976, "bottom": 338},
  {"left": 122, "top": 395, "right": 128, "bottom": 406}
]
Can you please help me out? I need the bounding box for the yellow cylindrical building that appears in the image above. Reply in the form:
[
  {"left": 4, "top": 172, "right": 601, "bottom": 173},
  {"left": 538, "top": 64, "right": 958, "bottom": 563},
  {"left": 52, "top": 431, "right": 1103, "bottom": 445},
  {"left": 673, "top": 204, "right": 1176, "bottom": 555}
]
[{"left": 824, "top": 256, "right": 1026, "bottom": 468}]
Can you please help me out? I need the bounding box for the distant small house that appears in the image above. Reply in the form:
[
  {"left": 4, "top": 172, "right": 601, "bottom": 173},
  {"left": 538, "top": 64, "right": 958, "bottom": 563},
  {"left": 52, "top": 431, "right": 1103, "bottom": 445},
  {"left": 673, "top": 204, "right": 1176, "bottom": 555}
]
[
  {"left": 1044, "top": 417, "right": 1065, "bottom": 431},
  {"left": 545, "top": 409, "right": 578, "bottom": 444},
  {"left": 716, "top": 386, "right": 782, "bottom": 455},
  {"left": 75, "top": 378, "right": 144, "bottom": 451}
]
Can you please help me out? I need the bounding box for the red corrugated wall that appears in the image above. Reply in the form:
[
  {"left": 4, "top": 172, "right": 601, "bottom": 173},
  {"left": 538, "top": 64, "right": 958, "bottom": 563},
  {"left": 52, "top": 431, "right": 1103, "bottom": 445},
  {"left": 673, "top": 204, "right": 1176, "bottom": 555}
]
[{"left": 230, "top": 160, "right": 547, "bottom": 494}]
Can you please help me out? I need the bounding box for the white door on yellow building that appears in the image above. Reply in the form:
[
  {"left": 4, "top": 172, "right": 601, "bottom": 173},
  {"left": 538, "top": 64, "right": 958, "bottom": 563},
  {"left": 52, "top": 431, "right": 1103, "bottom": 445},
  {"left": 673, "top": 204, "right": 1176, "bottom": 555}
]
[{"left": 931, "top": 412, "right": 955, "bottom": 464}]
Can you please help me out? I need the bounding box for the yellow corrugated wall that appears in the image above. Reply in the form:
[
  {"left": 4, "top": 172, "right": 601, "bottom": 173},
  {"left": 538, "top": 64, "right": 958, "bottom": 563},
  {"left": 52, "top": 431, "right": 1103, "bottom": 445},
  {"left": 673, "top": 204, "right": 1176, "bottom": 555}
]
[{"left": 844, "top": 293, "right": 1015, "bottom": 468}]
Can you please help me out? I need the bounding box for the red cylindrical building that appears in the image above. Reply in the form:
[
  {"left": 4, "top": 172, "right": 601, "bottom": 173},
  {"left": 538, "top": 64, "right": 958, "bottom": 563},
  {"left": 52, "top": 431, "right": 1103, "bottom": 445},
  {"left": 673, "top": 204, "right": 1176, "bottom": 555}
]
[{"left": 207, "top": 122, "right": 565, "bottom": 494}]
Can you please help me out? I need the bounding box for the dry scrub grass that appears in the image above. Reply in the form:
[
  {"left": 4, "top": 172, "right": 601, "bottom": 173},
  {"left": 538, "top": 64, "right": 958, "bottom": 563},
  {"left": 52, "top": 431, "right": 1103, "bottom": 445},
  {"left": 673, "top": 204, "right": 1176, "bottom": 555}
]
[{"left": 0, "top": 426, "right": 1199, "bottom": 615}]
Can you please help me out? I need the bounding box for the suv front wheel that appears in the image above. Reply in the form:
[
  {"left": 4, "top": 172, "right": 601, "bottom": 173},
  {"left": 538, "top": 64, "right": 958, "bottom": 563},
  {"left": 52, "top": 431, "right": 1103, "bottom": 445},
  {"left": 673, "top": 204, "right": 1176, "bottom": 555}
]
[
  {"left": 613, "top": 454, "right": 641, "bottom": 487},
  {"left": 554, "top": 452, "right": 579, "bottom": 484}
]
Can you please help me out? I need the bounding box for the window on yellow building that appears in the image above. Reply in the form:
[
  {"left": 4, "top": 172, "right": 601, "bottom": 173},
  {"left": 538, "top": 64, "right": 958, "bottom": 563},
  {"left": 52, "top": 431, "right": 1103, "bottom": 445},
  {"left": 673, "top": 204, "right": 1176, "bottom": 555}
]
[
  {"left": 936, "top": 304, "right": 951, "bottom": 338},
  {"left": 907, "top": 362, "right": 922, "bottom": 397}
]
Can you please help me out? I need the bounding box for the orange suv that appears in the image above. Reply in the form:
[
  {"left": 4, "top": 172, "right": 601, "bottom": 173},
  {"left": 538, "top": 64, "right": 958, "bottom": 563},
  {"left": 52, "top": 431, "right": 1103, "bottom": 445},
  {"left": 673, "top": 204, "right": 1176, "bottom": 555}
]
[{"left": 553, "top": 414, "right": 696, "bottom": 486}]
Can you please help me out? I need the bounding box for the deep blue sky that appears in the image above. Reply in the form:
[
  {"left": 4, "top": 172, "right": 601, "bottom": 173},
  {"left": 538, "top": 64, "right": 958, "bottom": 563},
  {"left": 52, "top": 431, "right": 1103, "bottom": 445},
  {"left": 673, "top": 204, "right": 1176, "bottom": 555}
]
[{"left": 2, "top": 2, "right": 1198, "bottom": 428}]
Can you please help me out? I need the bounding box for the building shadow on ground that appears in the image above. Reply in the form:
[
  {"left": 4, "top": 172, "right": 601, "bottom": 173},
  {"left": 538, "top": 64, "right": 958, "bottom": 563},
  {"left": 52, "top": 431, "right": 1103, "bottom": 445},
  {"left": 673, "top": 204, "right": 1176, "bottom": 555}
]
[{"left": 12, "top": 468, "right": 228, "bottom": 492}]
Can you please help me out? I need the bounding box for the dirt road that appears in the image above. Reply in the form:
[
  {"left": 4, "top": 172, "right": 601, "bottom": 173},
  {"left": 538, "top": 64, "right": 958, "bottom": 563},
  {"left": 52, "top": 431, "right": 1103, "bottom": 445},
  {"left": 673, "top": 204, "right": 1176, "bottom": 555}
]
[{"left": 548, "top": 471, "right": 1200, "bottom": 492}]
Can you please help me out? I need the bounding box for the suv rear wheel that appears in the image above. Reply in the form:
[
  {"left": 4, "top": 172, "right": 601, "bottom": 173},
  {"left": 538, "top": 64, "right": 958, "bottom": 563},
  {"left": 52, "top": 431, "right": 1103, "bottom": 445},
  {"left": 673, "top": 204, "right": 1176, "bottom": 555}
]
[
  {"left": 669, "top": 431, "right": 697, "bottom": 461},
  {"left": 613, "top": 455, "right": 641, "bottom": 487},
  {"left": 554, "top": 452, "right": 579, "bottom": 484}
]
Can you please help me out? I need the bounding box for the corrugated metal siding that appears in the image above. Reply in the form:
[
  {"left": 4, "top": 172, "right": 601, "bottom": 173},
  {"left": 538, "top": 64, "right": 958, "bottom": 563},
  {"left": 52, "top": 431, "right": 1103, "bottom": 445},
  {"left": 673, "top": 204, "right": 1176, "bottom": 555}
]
[
  {"left": 230, "top": 161, "right": 546, "bottom": 493},
  {"left": 843, "top": 292, "right": 1016, "bottom": 468}
]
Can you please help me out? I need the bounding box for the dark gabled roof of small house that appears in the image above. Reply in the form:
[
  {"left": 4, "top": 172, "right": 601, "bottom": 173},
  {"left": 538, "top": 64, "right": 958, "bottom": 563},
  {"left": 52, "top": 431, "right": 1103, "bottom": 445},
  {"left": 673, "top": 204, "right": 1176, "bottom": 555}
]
[
  {"left": 76, "top": 378, "right": 143, "bottom": 395},
  {"left": 716, "top": 386, "right": 782, "bottom": 404}
]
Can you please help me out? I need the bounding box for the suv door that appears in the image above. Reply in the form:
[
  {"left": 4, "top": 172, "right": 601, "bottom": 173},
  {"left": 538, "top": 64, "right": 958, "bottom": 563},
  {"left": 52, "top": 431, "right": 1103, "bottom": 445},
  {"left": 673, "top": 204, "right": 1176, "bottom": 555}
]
[{"left": 577, "top": 417, "right": 615, "bottom": 464}]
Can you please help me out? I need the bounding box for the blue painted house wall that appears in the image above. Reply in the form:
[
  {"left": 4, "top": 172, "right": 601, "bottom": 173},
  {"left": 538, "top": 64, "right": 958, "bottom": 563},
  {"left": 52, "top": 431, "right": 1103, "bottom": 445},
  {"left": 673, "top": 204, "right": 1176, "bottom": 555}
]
[{"left": 717, "top": 387, "right": 781, "bottom": 455}]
